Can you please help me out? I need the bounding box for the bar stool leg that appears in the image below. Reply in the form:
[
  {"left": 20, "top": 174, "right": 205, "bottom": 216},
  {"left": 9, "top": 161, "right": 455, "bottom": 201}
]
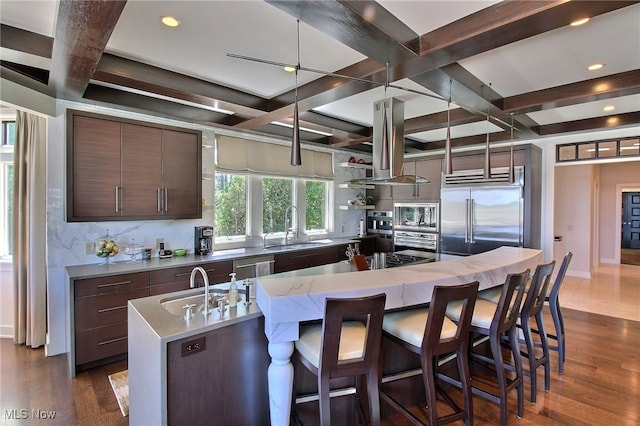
[
  {"left": 508, "top": 326, "right": 524, "bottom": 419},
  {"left": 521, "top": 316, "right": 538, "bottom": 404},
  {"left": 535, "top": 312, "right": 551, "bottom": 392},
  {"left": 550, "top": 297, "right": 565, "bottom": 374}
]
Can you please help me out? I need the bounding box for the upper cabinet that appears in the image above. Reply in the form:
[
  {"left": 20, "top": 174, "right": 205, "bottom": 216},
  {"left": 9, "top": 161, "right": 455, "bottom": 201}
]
[{"left": 67, "top": 111, "right": 202, "bottom": 222}]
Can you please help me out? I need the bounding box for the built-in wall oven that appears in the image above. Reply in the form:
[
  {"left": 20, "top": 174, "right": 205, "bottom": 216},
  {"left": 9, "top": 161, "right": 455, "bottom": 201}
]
[
  {"left": 393, "top": 203, "right": 439, "bottom": 252},
  {"left": 367, "top": 210, "right": 393, "bottom": 236}
]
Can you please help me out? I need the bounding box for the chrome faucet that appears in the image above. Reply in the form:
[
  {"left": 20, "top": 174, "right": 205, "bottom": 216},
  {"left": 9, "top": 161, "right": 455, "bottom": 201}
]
[
  {"left": 190, "top": 266, "right": 211, "bottom": 317},
  {"left": 284, "top": 205, "right": 299, "bottom": 245},
  {"left": 263, "top": 232, "right": 272, "bottom": 249}
]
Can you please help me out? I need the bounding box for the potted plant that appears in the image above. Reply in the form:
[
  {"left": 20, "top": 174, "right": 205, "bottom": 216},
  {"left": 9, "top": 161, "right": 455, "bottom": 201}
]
[{"left": 356, "top": 193, "right": 374, "bottom": 206}]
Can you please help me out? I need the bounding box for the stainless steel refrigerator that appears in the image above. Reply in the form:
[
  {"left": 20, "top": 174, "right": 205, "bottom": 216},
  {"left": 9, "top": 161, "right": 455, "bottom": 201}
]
[{"left": 440, "top": 180, "right": 523, "bottom": 256}]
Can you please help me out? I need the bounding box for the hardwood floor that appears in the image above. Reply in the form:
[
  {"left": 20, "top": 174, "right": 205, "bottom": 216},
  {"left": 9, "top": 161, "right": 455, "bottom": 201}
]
[{"left": 1, "top": 264, "right": 638, "bottom": 425}]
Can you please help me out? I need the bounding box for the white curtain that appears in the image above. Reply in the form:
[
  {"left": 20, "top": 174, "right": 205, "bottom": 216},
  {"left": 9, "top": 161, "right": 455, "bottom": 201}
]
[{"left": 13, "top": 110, "right": 47, "bottom": 348}]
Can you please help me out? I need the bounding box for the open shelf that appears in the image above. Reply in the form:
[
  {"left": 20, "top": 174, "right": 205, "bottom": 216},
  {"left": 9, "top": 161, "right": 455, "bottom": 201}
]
[
  {"left": 338, "top": 183, "right": 375, "bottom": 190},
  {"left": 338, "top": 205, "right": 375, "bottom": 210},
  {"left": 339, "top": 162, "right": 372, "bottom": 170}
]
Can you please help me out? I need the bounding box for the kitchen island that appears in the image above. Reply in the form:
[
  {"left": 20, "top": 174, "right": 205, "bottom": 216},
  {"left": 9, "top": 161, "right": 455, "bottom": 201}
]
[
  {"left": 256, "top": 246, "right": 543, "bottom": 425},
  {"left": 127, "top": 246, "right": 542, "bottom": 425}
]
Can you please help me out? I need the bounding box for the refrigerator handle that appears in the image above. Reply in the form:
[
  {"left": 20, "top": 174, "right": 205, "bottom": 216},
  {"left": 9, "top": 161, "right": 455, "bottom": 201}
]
[
  {"left": 469, "top": 198, "right": 475, "bottom": 244},
  {"left": 465, "top": 198, "right": 470, "bottom": 243}
]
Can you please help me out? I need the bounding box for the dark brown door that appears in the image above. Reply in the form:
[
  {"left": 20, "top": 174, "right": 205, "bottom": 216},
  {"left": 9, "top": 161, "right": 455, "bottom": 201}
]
[
  {"left": 622, "top": 192, "right": 640, "bottom": 249},
  {"left": 71, "top": 116, "right": 121, "bottom": 218},
  {"left": 162, "top": 129, "right": 201, "bottom": 218},
  {"left": 121, "top": 124, "right": 162, "bottom": 217}
]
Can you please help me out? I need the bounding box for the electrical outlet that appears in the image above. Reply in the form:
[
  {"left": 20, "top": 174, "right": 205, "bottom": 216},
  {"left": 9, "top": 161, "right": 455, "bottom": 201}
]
[
  {"left": 156, "top": 238, "right": 164, "bottom": 249},
  {"left": 85, "top": 242, "right": 96, "bottom": 255},
  {"left": 181, "top": 336, "right": 206, "bottom": 357}
]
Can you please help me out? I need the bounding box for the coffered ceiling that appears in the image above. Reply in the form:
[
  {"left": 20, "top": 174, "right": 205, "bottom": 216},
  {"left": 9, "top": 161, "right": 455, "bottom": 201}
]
[{"left": 1, "top": 0, "right": 639, "bottom": 154}]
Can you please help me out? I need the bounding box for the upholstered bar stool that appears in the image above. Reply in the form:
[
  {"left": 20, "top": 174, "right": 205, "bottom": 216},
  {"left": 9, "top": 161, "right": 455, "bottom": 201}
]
[
  {"left": 380, "top": 282, "right": 479, "bottom": 426},
  {"left": 534, "top": 252, "right": 573, "bottom": 374},
  {"left": 293, "top": 293, "right": 386, "bottom": 426},
  {"left": 445, "top": 270, "right": 530, "bottom": 426},
  {"left": 517, "top": 261, "right": 555, "bottom": 404}
]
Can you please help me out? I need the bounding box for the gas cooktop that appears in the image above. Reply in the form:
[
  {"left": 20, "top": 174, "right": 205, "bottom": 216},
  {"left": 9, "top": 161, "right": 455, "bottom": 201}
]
[{"left": 366, "top": 250, "right": 436, "bottom": 268}]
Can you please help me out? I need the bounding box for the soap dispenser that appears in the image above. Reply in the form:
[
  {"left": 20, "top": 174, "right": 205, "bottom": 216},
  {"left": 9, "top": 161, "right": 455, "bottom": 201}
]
[{"left": 228, "top": 272, "right": 238, "bottom": 307}]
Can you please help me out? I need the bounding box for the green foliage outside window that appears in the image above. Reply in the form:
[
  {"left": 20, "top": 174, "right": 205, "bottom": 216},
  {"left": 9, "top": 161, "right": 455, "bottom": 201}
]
[
  {"left": 263, "top": 177, "right": 292, "bottom": 233},
  {"left": 214, "top": 174, "right": 246, "bottom": 238},
  {"left": 306, "top": 180, "right": 325, "bottom": 231}
]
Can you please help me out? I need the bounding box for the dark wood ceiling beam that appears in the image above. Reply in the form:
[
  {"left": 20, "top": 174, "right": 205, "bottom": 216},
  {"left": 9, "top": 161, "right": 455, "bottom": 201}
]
[
  {"left": 94, "top": 54, "right": 270, "bottom": 116},
  {"left": 404, "top": 105, "right": 480, "bottom": 134},
  {"left": 266, "top": 0, "right": 420, "bottom": 63},
  {"left": 0, "top": 24, "right": 53, "bottom": 58},
  {"left": 0, "top": 63, "right": 54, "bottom": 97},
  {"left": 83, "top": 84, "right": 242, "bottom": 124},
  {"left": 0, "top": 61, "right": 49, "bottom": 85},
  {"left": 425, "top": 132, "right": 511, "bottom": 151},
  {"left": 49, "top": 0, "right": 126, "bottom": 99},
  {"left": 498, "top": 69, "right": 640, "bottom": 114},
  {"left": 538, "top": 111, "right": 640, "bottom": 136}
]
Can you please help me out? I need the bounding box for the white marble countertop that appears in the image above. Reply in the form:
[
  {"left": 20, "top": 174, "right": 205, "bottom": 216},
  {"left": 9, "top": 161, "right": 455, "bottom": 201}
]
[{"left": 256, "top": 246, "right": 543, "bottom": 343}]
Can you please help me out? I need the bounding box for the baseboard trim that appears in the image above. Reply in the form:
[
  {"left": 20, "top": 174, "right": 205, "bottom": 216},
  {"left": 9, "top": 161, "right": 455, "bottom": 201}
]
[{"left": 0, "top": 325, "right": 14, "bottom": 339}]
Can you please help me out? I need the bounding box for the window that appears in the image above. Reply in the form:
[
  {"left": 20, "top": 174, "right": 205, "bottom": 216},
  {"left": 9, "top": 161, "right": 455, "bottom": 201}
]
[
  {"left": 263, "top": 177, "right": 293, "bottom": 233},
  {"left": 305, "top": 180, "right": 327, "bottom": 232},
  {"left": 214, "top": 173, "right": 246, "bottom": 239},
  {"left": 1, "top": 120, "right": 15, "bottom": 256},
  {"left": 214, "top": 173, "right": 331, "bottom": 244}
]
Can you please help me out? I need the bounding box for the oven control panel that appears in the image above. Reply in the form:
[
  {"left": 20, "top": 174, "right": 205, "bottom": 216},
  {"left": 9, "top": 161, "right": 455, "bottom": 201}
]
[{"left": 394, "top": 231, "right": 438, "bottom": 251}]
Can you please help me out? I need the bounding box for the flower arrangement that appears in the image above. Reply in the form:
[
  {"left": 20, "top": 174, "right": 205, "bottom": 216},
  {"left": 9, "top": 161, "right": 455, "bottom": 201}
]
[{"left": 356, "top": 193, "right": 374, "bottom": 205}]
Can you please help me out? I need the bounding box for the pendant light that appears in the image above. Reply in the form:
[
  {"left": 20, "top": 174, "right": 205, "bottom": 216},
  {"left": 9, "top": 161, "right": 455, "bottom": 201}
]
[
  {"left": 379, "top": 62, "right": 390, "bottom": 171},
  {"left": 483, "top": 84, "right": 492, "bottom": 179},
  {"left": 444, "top": 79, "right": 453, "bottom": 175},
  {"left": 508, "top": 113, "right": 515, "bottom": 183},
  {"left": 290, "top": 19, "right": 302, "bottom": 166}
]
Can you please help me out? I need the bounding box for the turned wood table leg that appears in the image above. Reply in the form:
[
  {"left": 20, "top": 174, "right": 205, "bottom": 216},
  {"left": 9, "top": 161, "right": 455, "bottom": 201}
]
[{"left": 267, "top": 341, "right": 294, "bottom": 426}]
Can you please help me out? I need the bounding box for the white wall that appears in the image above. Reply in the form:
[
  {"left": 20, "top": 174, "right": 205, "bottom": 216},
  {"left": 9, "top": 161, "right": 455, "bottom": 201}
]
[
  {"left": 554, "top": 164, "right": 596, "bottom": 278},
  {"left": 0, "top": 261, "right": 13, "bottom": 338}
]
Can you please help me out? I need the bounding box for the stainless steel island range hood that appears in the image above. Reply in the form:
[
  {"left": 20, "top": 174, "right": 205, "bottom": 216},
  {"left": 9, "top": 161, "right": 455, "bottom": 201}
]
[{"left": 368, "top": 97, "right": 430, "bottom": 185}]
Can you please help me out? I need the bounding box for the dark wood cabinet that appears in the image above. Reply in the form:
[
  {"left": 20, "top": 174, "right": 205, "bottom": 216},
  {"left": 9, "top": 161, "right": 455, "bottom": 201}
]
[
  {"left": 274, "top": 246, "right": 340, "bottom": 273},
  {"left": 70, "top": 115, "right": 122, "bottom": 218},
  {"left": 166, "top": 316, "right": 271, "bottom": 425},
  {"left": 67, "top": 110, "right": 202, "bottom": 221},
  {"left": 73, "top": 272, "right": 149, "bottom": 368},
  {"left": 148, "top": 261, "right": 233, "bottom": 296}
]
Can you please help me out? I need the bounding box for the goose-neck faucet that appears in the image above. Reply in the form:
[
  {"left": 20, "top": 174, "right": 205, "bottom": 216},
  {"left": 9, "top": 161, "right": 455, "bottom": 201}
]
[
  {"left": 284, "top": 205, "right": 299, "bottom": 245},
  {"left": 190, "top": 266, "right": 211, "bottom": 316}
]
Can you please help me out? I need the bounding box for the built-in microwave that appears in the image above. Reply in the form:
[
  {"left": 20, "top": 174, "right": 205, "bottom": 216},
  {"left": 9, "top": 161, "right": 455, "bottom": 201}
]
[{"left": 393, "top": 203, "right": 439, "bottom": 233}]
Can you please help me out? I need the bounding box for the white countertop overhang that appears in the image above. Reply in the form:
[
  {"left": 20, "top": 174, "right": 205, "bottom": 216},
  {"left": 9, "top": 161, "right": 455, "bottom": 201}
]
[{"left": 256, "top": 247, "right": 543, "bottom": 343}]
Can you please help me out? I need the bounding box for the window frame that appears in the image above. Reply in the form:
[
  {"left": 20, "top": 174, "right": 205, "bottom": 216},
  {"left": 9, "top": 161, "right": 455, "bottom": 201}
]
[
  {"left": 213, "top": 172, "right": 333, "bottom": 247},
  {"left": 0, "top": 120, "right": 16, "bottom": 258}
]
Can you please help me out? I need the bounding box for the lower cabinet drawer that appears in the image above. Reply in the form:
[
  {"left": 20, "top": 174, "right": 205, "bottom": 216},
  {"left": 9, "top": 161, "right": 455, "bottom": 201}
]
[
  {"left": 75, "top": 288, "right": 150, "bottom": 332},
  {"left": 74, "top": 272, "right": 149, "bottom": 298},
  {"left": 75, "top": 322, "right": 128, "bottom": 366}
]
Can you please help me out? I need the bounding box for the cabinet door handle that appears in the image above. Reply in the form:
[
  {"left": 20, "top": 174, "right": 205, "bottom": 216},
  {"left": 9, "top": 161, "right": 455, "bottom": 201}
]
[
  {"left": 164, "top": 188, "right": 168, "bottom": 212},
  {"left": 97, "top": 280, "right": 132, "bottom": 288},
  {"left": 115, "top": 187, "right": 120, "bottom": 212},
  {"left": 98, "top": 305, "right": 127, "bottom": 313},
  {"left": 157, "top": 188, "right": 162, "bottom": 212},
  {"left": 98, "top": 336, "right": 127, "bottom": 346},
  {"left": 175, "top": 268, "right": 215, "bottom": 278}
]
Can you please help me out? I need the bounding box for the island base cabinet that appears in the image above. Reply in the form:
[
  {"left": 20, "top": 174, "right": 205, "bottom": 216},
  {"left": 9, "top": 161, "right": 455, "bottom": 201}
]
[{"left": 166, "top": 316, "right": 271, "bottom": 425}]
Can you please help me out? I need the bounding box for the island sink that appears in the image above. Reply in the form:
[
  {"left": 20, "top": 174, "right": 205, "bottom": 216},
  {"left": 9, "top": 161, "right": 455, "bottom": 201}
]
[{"left": 159, "top": 288, "right": 228, "bottom": 316}]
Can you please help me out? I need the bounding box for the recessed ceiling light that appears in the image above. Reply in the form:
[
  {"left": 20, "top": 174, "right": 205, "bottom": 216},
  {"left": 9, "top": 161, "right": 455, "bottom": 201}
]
[
  {"left": 283, "top": 65, "right": 296, "bottom": 73},
  {"left": 588, "top": 63, "right": 605, "bottom": 71},
  {"left": 570, "top": 18, "right": 590, "bottom": 27},
  {"left": 161, "top": 16, "right": 180, "bottom": 27},
  {"left": 603, "top": 105, "right": 615, "bottom": 112}
]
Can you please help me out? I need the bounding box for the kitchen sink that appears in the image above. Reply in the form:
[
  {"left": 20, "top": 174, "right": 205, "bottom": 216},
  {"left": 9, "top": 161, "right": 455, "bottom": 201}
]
[{"left": 160, "top": 289, "right": 227, "bottom": 316}]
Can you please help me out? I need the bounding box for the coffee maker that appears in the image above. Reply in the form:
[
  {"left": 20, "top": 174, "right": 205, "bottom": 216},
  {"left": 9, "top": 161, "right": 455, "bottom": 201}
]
[{"left": 194, "top": 226, "right": 213, "bottom": 255}]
